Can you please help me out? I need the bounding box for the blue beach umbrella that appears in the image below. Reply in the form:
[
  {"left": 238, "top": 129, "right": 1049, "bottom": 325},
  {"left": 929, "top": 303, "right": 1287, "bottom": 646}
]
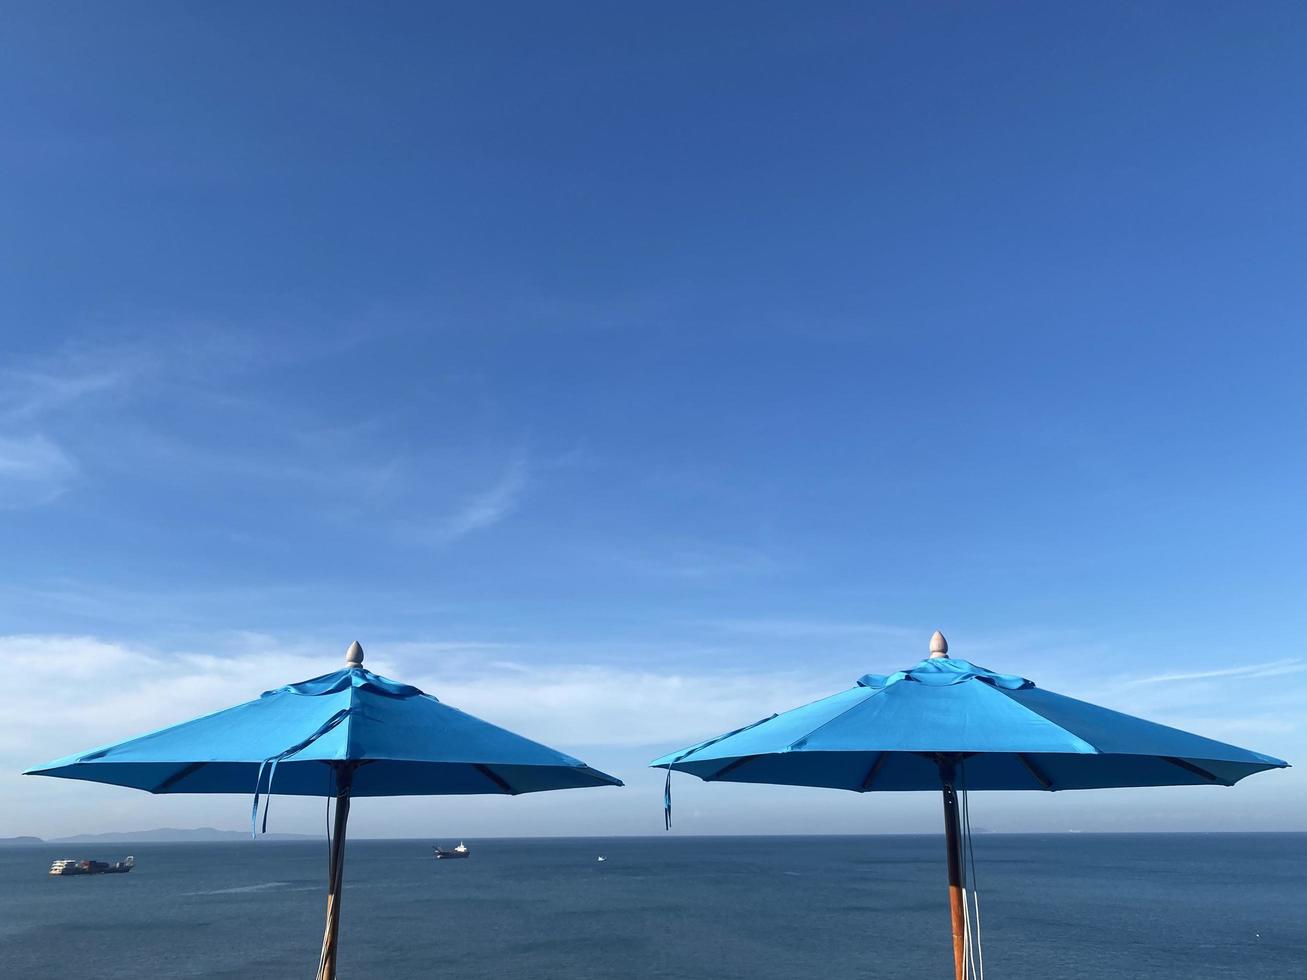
[
  {"left": 651, "top": 631, "right": 1287, "bottom": 980},
  {"left": 27, "top": 641, "right": 622, "bottom": 980}
]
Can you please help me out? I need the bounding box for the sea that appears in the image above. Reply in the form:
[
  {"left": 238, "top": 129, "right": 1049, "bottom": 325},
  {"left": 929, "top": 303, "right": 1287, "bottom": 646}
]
[{"left": 1, "top": 834, "right": 1303, "bottom": 979}]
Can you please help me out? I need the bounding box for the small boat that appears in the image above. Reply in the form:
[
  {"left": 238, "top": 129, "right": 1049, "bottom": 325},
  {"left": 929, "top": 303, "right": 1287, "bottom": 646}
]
[
  {"left": 433, "top": 842, "right": 469, "bottom": 860},
  {"left": 596, "top": 856, "right": 606, "bottom": 862},
  {"left": 49, "top": 856, "right": 134, "bottom": 876}
]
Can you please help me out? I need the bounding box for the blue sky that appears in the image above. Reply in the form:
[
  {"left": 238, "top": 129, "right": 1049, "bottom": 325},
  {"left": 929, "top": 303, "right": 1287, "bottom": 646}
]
[{"left": 2, "top": 3, "right": 1304, "bottom": 837}]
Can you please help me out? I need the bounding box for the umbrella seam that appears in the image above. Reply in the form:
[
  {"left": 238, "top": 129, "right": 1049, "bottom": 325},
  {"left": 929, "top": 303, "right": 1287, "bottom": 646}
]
[
  {"left": 985, "top": 685, "right": 1102, "bottom": 755},
  {"left": 666, "top": 713, "right": 780, "bottom": 764},
  {"left": 990, "top": 687, "right": 1290, "bottom": 766},
  {"left": 785, "top": 686, "right": 889, "bottom": 751}
]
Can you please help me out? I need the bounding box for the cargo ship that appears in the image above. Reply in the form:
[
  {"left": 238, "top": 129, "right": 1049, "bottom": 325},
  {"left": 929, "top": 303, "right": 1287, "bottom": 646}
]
[
  {"left": 49, "top": 856, "right": 135, "bottom": 876},
  {"left": 432, "top": 842, "right": 469, "bottom": 860}
]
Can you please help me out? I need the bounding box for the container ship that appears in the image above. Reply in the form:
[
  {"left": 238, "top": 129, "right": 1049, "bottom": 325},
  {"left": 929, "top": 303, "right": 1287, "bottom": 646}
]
[{"left": 49, "top": 856, "right": 135, "bottom": 876}]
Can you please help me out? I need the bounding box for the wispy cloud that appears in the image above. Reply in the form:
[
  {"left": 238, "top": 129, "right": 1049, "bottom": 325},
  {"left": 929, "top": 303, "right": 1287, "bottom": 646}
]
[
  {"left": 1124, "top": 658, "right": 1307, "bottom": 687},
  {"left": 0, "top": 327, "right": 537, "bottom": 546},
  {"left": 0, "top": 434, "right": 80, "bottom": 507},
  {"left": 705, "top": 617, "right": 918, "bottom": 640},
  {"left": 588, "top": 542, "right": 783, "bottom": 580},
  {"left": 0, "top": 367, "right": 131, "bottom": 422},
  {"left": 0, "top": 353, "right": 144, "bottom": 507},
  {"left": 417, "top": 453, "right": 529, "bottom": 544}
]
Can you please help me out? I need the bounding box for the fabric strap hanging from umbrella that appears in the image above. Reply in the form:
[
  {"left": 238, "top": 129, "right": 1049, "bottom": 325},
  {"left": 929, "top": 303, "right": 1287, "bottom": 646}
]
[
  {"left": 651, "top": 631, "right": 1288, "bottom": 980},
  {"left": 26, "top": 641, "right": 623, "bottom": 979}
]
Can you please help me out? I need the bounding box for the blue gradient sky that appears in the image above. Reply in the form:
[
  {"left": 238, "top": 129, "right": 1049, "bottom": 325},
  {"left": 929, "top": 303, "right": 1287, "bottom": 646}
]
[{"left": 2, "top": 3, "right": 1304, "bottom": 837}]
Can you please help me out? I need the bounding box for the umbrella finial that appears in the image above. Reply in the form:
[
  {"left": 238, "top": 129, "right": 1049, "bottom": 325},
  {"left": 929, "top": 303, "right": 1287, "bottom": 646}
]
[
  {"left": 929, "top": 630, "right": 949, "bottom": 659},
  {"left": 345, "top": 640, "right": 364, "bottom": 668}
]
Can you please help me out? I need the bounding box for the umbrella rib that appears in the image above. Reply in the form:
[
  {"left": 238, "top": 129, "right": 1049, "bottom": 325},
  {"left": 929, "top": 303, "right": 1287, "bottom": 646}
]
[
  {"left": 1161, "top": 756, "right": 1223, "bottom": 784},
  {"left": 858, "top": 752, "right": 888, "bottom": 792},
  {"left": 474, "top": 764, "right": 518, "bottom": 795},
  {"left": 151, "top": 761, "right": 208, "bottom": 794},
  {"left": 785, "top": 686, "right": 889, "bottom": 751},
  {"left": 668, "top": 713, "right": 780, "bottom": 765},
  {"left": 1017, "top": 753, "right": 1054, "bottom": 790},
  {"left": 706, "top": 755, "right": 760, "bottom": 781}
]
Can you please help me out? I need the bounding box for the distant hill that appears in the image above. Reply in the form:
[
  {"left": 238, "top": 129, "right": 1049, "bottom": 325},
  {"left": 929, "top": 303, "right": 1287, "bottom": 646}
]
[
  {"left": 50, "top": 827, "right": 318, "bottom": 843},
  {"left": 0, "top": 836, "right": 43, "bottom": 847}
]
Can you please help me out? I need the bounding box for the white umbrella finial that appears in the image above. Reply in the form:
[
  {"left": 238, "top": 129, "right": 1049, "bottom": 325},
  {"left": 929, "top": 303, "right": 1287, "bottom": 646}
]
[
  {"left": 929, "top": 630, "right": 948, "bottom": 659},
  {"left": 345, "top": 641, "right": 364, "bottom": 667}
]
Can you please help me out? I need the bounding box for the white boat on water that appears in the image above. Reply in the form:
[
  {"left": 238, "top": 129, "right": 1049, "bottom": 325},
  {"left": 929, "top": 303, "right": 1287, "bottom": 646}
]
[{"left": 49, "top": 856, "right": 134, "bottom": 876}]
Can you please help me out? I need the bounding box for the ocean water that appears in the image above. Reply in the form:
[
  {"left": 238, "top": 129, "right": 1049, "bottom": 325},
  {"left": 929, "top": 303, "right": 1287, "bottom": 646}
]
[{"left": 1, "top": 834, "right": 1302, "bottom": 979}]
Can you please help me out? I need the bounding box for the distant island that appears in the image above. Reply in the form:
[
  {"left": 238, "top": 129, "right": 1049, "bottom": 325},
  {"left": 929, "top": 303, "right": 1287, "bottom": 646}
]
[{"left": 1, "top": 827, "right": 318, "bottom": 844}]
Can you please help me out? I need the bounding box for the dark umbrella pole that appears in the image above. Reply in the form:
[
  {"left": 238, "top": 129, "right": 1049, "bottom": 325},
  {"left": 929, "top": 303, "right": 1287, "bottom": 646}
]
[
  {"left": 939, "top": 757, "right": 966, "bottom": 980},
  {"left": 317, "top": 763, "right": 357, "bottom": 980}
]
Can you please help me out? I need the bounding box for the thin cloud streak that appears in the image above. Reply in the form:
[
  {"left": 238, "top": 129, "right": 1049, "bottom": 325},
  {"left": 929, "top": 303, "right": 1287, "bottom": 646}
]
[
  {"left": 1125, "top": 658, "right": 1307, "bottom": 687},
  {"left": 0, "top": 368, "right": 131, "bottom": 422},
  {"left": 422, "top": 453, "right": 529, "bottom": 544},
  {"left": 0, "top": 355, "right": 141, "bottom": 508},
  {"left": 0, "top": 433, "right": 80, "bottom": 508},
  {"left": 705, "top": 617, "right": 918, "bottom": 639},
  {"left": 586, "top": 543, "right": 783, "bottom": 580},
  {"left": 0, "top": 327, "right": 537, "bottom": 546}
]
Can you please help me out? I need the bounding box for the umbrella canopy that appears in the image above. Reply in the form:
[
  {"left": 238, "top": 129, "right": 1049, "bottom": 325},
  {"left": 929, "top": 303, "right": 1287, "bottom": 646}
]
[
  {"left": 650, "top": 642, "right": 1286, "bottom": 792},
  {"left": 27, "top": 652, "right": 620, "bottom": 798},
  {"left": 651, "top": 631, "right": 1288, "bottom": 980},
  {"left": 26, "top": 641, "right": 621, "bottom": 980}
]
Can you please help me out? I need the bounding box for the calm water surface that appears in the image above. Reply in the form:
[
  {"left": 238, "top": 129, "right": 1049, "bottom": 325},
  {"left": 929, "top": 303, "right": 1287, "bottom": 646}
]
[{"left": 1, "top": 834, "right": 1303, "bottom": 979}]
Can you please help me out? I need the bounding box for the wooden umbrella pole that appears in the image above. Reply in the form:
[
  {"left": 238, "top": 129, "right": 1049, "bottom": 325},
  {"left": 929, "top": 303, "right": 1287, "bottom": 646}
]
[
  {"left": 939, "top": 758, "right": 967, "bottom": 980},
  {"left": 316, "top": 764, "right": 356, "bottom": 980}
]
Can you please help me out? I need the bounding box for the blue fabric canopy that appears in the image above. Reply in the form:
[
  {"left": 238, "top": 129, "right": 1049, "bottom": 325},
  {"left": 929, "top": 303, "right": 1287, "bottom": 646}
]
[
  {"left": 25, "top": 645, "right": 620, "bottom": 980},
  {"left": 651, "top": 654, "right": 1288, "bottom": 791},
  {"left": 27, "top": 664, "right": 622, "bottom": 798}
]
